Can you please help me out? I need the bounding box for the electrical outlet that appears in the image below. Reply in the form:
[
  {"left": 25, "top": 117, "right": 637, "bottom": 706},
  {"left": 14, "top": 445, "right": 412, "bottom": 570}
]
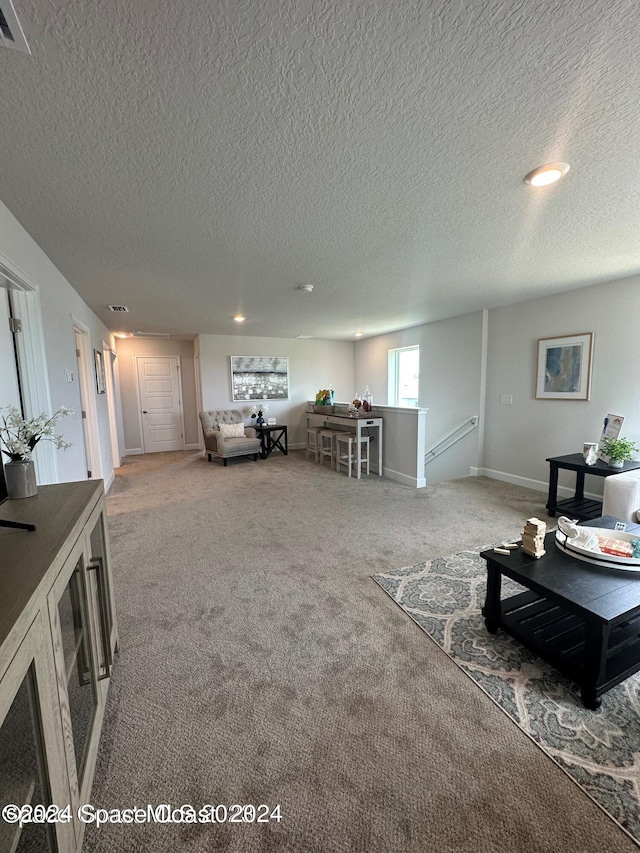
[{"left": 499, "top": 394, "right": 513, "bottom": 405}]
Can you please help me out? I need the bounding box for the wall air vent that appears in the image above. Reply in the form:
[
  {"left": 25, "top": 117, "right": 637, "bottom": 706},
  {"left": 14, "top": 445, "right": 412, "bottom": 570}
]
[
  {"left": 0, "top": 1, "right": 31, "bottom": 54},
  {"left": 108, "top": 305, "right": 129, "bottom": 312}
]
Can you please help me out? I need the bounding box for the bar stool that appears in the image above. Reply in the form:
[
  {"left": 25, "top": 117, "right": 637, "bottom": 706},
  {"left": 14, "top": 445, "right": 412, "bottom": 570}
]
[
  {"left": 319, "top": 429, "right": 338, "bottom": 468},
  {"left": 306, "top": 426, "right": 324, "bottom": 462},
  {"left": 336, "top": 434, "right": 370, "bottom": 478}
]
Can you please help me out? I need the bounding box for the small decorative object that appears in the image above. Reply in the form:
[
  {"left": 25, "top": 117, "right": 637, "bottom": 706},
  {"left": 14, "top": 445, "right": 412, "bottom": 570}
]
[
  {"left": 535, "top": 332, "right": 593, "bottom": 400},
  {"left": 250, "top": 403, "right": 269, "bottom": 425},
  {"left": 362, "top": 385, "right": 373, "bottom": 412},
  {"left": 315, "top": 388, "right": 334, "bottom": 405},
  {"left": 0, "top": 405, "right": 73, "bottom": 499},
  {"left": 348, "top": 395, "right": 362, "bottom": 416},
  {"left": 267, "top": 418, "right": 276, "bottom": 425},
  {"left": 521, "top": 517, "right": 546, "bottom": 558},
  {"left": 582, "top": 442, "right": 598, "bottom": 465},
  {"left": 313, "top": 388, "right": 334, "bottom": 413},
  {"left": 599, "top": 436, "right": 639, "bottom": 469},
  {"left": 597, "top": 414, "right": 624, "bottom": 461}
]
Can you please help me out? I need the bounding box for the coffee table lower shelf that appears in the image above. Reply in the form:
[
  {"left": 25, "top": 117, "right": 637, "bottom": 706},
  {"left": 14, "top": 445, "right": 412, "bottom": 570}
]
[{"left": 487, "top": 589, "right": 640, "bottom": 708}]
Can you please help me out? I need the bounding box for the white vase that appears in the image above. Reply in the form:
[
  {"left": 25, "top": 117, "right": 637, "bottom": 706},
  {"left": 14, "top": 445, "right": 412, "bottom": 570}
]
[
  {"left": 609, "top": 458, "right": 625, "bottom": 469},
  {"left": 4, "top": 460, "right": 37, "bottom": 499}
]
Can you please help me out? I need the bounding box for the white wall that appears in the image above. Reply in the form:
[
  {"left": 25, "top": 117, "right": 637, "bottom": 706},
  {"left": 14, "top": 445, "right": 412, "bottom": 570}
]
[
  {"left": 198, "top": 335, "right": 355, "bottom": 447},
  {"left": 0, "top": 199, "right": 116, "bottom": 486},
  {"left": 483, "top": 274, "right": 640, "bottom": 495},
  {"left": 115, "top": 337, "right": 199, "bottom": 454},
  {"left": 354, "top": 312, "right": 485, "bottom": 483}
]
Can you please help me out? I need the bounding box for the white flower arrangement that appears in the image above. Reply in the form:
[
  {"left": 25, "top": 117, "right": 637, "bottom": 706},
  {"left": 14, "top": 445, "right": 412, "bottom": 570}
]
[
  {"left": 249, "top": 403, "right": 269, "bottom": 419},
  {"left": 0, "top": 405, "right": 73, "bottom": 462}
]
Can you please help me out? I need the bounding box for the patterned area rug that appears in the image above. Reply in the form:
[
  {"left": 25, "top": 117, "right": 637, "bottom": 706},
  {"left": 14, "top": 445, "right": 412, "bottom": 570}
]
[{"left": 373, "top": 551, "right": 640, "bottom": 846}]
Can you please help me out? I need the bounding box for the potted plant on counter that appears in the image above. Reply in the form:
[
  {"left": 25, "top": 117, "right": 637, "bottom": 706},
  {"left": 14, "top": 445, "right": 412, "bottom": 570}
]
[
  {"left": 0, "top": 405, "right": 73, "bottom": 498},
  {"left": 599, "top": 436, "right": 639, "bottom": 469}
]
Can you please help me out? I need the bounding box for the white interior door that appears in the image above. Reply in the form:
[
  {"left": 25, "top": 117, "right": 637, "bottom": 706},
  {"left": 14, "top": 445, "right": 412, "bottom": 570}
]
[{"left": 136, "top": 356, "right": 184, "bottom": 452}]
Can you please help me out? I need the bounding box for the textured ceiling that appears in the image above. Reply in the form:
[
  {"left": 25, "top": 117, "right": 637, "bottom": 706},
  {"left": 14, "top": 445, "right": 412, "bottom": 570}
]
[{"left": 1, "top": 0, "right": 639, "bottom": 340}]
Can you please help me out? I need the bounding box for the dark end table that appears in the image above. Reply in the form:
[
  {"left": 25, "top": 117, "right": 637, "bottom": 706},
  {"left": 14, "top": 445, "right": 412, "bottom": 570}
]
[
  {"left": 255, "top": 424, "right": 288, "bottom": 459},
  {"left": 546, "top": 453, "right": 640, "bottom": 521}
]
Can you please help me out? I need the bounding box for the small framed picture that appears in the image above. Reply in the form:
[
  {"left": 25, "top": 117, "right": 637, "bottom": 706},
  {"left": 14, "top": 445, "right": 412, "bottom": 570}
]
[
  {"left": 94, "top": 349, "right": 106, "bottom": 394},
  {"left": 535, "top": 332, "right": 593, "bottom": 400},
  {"left": 267, "top": 418, "right": 276, "bottom": 425}
]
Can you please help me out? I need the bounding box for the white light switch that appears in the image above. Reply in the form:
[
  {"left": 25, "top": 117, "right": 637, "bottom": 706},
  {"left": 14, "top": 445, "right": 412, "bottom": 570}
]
[
  {"left": 65, "top": 369, "right": 74, "bottom": 383},
  {"left": 499, "top": 394, "right": 513, "bottom": 405}
]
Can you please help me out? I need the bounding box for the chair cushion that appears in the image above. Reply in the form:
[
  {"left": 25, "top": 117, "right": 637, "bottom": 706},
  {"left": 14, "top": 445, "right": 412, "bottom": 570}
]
[{"left": 219, "top": 422, "right": 245, "bottom": 438}]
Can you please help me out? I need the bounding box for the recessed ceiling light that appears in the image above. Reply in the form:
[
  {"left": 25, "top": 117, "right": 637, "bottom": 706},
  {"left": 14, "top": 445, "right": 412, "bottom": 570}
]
[
  {"left": 295, "top": 335, "right": 313, "bottom": 339},
  {"left": 524, "top": 162, "right": 570, "bottom": 187},
  {"left": 297, "top": 284, "right": 314, "bottom": 293},
  {"left": 233, "top": 315, "right": 246, "bottom": 322},
  {"left": 354, "top": 331, "right": 363, "bottom": 337}
]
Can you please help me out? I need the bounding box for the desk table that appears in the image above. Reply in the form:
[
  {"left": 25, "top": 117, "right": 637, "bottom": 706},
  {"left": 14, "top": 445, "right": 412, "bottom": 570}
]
[{"left": 307, "top": 412, "right": 383, "bottom": 477}]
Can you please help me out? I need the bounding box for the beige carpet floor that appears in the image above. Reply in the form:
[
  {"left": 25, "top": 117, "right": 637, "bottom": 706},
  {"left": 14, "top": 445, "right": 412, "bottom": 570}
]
[{"left": 83, "top": 449, "right": 638, "bottom": 852}]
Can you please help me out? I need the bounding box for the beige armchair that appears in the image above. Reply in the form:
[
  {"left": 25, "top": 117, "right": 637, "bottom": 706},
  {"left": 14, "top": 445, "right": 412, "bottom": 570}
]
[{"left": 199, "top": 410, "right": 261, "bottom": 466}]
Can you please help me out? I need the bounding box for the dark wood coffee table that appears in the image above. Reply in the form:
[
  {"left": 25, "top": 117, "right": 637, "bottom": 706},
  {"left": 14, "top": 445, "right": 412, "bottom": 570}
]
[{"left": 481, "top": 527, "right": 640, "bottom": 709}]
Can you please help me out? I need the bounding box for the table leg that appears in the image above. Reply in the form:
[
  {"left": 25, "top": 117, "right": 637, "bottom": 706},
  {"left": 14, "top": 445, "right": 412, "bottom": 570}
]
[
  {"left": 546, "top": 462, "right": 559, "bottom": 517},
  {"left": 482, "top": 562, "right": 502, "bottom": 634},
  {"left": 575, "top": 470, "right": 586, "bottom": 502},
  {"left": 580, "top": 621, "right": 609, "bottom": 710},
  {"left": 356, "top": 424, "right": 362, "bottom": 479}
]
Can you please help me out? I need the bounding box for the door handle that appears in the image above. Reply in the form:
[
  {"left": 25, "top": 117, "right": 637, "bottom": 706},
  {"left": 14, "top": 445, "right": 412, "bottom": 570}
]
[{"left": 142, "top": 410, "right": 148, "bottom": 414}]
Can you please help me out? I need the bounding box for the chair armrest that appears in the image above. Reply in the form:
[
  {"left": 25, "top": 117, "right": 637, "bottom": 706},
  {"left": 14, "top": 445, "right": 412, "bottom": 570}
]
[
  {"left": 245, "top": 427, "right": 257, "bottom": 438},
  {"left": 202, "top": 428, "right": 223, "bottom": 453}
]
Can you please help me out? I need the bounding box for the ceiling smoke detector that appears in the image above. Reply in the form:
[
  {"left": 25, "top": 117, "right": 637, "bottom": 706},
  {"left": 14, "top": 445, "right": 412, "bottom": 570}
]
[{"left": 297, "top": 284, "right": 314, "bottom": 293}]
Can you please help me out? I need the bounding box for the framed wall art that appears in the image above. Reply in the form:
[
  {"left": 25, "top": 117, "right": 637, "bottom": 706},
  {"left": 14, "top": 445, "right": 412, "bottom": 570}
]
[
  {"left": 94, "top": 349, "right": 106, "bottom": 394},
  {"left": 535, "top": 332, "right": 593, "bottom": 400},
  {"left": 230, "top": 356, "right": 289, "bottom": 401}
]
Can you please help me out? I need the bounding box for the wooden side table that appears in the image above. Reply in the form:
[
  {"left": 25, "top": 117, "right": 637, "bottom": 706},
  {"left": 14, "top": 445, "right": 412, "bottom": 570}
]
[
  {"left": 255, "top": 424, "right": 288, "bottom": 459},
  {"left": 546, "top": 453, "right": 640, "bottom": 520}
]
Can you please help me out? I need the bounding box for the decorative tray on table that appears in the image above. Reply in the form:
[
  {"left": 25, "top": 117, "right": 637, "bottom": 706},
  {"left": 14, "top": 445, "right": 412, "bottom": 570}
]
[{"left": 555, "top": 518, "right": 640, "bottom": 572}]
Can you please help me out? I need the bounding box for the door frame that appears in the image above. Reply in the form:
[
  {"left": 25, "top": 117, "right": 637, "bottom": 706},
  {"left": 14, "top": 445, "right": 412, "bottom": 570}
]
[
  {"left": 0, "top": 256, "right": 58, "bottom": 483},
  {"left": 102, "top": 342, "right": 122, "bottom": 468},
  {"left": 73, "top": 321, "right": 102, "bottom": 480},
  {"left": 134, "top": 355, "right": 185, "bottom": 453}
]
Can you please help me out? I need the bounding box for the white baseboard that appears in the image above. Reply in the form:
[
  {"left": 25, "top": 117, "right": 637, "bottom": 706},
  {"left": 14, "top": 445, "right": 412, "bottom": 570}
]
[
  {"left": 470, "top": 466, "right": 601, "bottom": 501},
  {"left": 103, "top": 471, "right": 114, "bottom": 493},
  {"left": 184, "top": 443, "right": 200, "bottom": 451},
  {"left": 125, "top": 447, "right": 143, "bottom": 456},
  {"left": 384, "top": 466, "right": 426, "bottom": 489}
]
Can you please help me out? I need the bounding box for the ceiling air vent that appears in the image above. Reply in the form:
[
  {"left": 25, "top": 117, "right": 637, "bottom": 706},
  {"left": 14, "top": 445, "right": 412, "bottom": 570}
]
[
  {"left": 0, "top": 2, "right": 31, "bottom": 54},
  {"left": 108, "top": 305, "right": 129, "bottom": 312}
]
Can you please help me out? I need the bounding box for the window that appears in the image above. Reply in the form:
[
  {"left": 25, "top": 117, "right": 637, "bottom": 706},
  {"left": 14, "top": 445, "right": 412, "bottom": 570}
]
[{"left": 388, "top": 346, "right": 419, "bottom": 407}]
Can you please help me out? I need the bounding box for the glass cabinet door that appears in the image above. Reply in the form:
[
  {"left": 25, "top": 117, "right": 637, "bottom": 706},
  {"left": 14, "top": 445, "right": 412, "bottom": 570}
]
[
  {"left": 0, "top": 663, "right": 57, "bottom": 852},
  {"left": 0, "top": 614, "right": 74, "bottom": 853},
  {"left": 55, "top": 553, "right": 98, "bottom": 796}
]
